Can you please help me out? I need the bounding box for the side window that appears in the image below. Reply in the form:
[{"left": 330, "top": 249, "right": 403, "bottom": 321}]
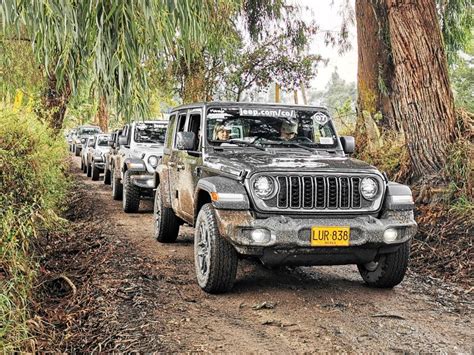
[
  {"left": 188, "top": 112, "right": 201, "bottom": 151},
  {"left": 165, "top": 114, "right": 176, "bottom": 147},
  {"left": 173, "top": 112, "right": 187, "bottom": 147}
]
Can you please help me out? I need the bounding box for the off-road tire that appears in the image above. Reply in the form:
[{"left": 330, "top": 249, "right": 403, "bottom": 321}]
[
  {"left": 86, "top": 162, "right": 92, "bottom": 177},
  {"left": 358, "top": 241, "right": 410, "bottom": 288},
  {"left": 80, "top": 158, "right": 84, "bottom": 171},
  {"left": 112, "top": 169, "right": 123, "bottom": 200},
  {"left": 91, "top": 162, "right": 100, "bottom": 181},
  {"left": 104, "top": 168, "right": 111, "bottom": 185},
  {"left": 153, "top": 187, "right": 180, "bottom": 243},
  {"left": 123, "top": 170, "right": 140, "bottom": 213},
  {"left": 75, "top": 146, "right": 80, "bottom": 156},
  {"left": 194, "top": 203, "right": 238, "bottom": 294}
]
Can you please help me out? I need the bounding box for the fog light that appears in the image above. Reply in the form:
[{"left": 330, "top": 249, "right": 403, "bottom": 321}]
[
  {"left": 250, "top": 229, "right": 271, "bottom": 244},
  {"left": 383, "top": 228, "right": 398, "bottom": 242}
]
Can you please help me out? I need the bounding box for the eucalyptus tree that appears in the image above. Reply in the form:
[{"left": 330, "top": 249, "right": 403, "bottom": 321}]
[{"left": 1, "top": 0, "right": 238, "bottom": 129}]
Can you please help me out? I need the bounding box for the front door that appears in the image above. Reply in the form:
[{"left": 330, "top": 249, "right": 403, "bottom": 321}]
[{"left": 170, "top": 109, "right": 202, "bottom": 223}]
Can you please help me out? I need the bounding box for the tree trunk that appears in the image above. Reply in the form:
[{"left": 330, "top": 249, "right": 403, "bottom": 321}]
[
  {"left": 355, "top": 0, "right": 398, "bottom": 133},
  {"left": 43, "top": 74, "right": 71, "bottom": 133},
  {"left": 96, "top": 95, "right": 109, "bottom": 132},
  {"left": 181, "top": 59, "right": 207, "bottom": 104},
  {"left": 387, "top": 0, "right": 457, "bottom": 178}
]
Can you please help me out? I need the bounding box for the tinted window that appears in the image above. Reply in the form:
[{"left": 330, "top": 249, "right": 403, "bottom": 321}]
[
  {"left": 134, "top": 123, "right": 166, "bottom": 143},
  {"left": 78, "top": 127, "right": 101, "bottom": 136}
]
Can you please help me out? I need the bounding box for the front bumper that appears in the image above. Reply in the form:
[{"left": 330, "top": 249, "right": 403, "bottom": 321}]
[
  {"left": 130, "top": 173, "right": 154, "bottom": 189},
  {"left": 214, "top": 209, "right": 417, "bottom": 266}
]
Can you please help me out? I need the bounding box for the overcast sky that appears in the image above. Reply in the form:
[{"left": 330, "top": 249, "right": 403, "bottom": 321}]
[{"left": 298, "top": 0, "right": 357, "bottom": 90}]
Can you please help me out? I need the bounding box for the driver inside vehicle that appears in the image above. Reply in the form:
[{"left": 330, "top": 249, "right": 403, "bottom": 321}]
[
  {"left": 279, "top": 120, "right": 298, "bottom": 141},
  {"left": 213, "top": 123, "right": 232, "bottom": 141}
]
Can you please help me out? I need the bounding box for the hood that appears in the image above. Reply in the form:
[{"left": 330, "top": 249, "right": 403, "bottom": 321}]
[
  {"left": 96, "top": 146, "right": 109, "bottom": 154},
  {"left": 204, "top": 150, "right": 379, "bottom": 177},
  {"left": 132, "top": 143, "right": 164, "bottom": 156}
]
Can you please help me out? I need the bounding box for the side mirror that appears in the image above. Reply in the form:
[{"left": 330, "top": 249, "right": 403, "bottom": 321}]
[
  {"left": 340, "top": 136, "right": 355, "bottom": 154},
  {"left": 176, "top": 132, "right": 196, "bottom": 151},
  {"left": 119, "top": 136, "right": 128, "bottom": 146},
  {"left": 108, "top": 140, "right": 114, "bottom": 147}
]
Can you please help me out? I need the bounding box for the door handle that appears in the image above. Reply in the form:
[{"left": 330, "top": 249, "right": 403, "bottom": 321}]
[
  {"left": 177, "top": 164, "right": 185, "bottom": 171},
  {"left": 168, "top": 162, "right": 176, "bottom": 167}
]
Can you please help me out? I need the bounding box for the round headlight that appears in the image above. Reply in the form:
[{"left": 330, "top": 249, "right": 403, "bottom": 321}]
[
  {"left": 81, "top": 138, "right": 86, "bottom": 143},
  {"left": 361, "top": 177, "right": 378, "bottom": 200},
  {"left": 148, "top": 155, "right": 159, "bottom": 168},
  {"left": 253, "top": 176, "right": 275, "bottom": 199}
]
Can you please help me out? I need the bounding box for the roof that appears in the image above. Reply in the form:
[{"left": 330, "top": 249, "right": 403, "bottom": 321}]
[{"left": 170, "top": 101, "right": 329, "bottom": 113}]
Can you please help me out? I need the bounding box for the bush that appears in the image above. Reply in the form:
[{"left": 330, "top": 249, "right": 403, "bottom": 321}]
[{"left": 0, "top": 108, "right": 69, "bottom": 351}]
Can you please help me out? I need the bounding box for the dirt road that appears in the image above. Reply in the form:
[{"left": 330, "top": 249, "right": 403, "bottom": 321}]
[{"left": 41, "top": 157, "right": 473, "bottom": 352}]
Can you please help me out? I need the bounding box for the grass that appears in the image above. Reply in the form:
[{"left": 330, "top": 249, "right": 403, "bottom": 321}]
[{"left": 0, "top": 107, "right": 69, "bottom": 352}]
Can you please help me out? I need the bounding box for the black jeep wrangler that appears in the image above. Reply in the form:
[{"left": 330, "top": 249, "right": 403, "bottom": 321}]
[{"left": 153, "top": 102, "right": 417, "bottom": 294}]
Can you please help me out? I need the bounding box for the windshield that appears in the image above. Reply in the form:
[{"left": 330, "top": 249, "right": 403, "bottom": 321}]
[
  {"left": 134, "top": 123, "right": 166, "bottom": 143},
  {"left": 96, "top": 136, "right": 109, "bottom": 146},
  {"left": 206, "top": 107, "right": 337, "bottom": 149},
  {"left": 78, "top": 127, "right": 101, "bottom": 136}
]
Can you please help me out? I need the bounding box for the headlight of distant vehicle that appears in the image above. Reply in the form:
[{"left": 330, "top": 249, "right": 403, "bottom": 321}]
[
  {"left": 361, "top": 177, "right": 378, "bottom": 200},
  {"left": 148, "top": 155, "right": 159, "bottom": 168},
  {"left": 253, "top": 176, "right": 276, "bottom": 199}
]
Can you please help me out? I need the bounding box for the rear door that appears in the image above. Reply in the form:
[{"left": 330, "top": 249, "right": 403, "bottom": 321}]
[{"left": 169, "top": 111, "right": 188, "bottom": 215}]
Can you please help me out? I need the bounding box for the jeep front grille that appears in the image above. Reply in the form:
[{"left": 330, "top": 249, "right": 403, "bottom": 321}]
[
  {"left": 275, "top": 175, "right": 361, "bottom": 209},
  {"left": 249, "top": 173, "right": 384, "bottom": 213}
]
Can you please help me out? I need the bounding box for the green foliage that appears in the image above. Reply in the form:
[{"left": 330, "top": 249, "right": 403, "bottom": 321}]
[
  {"left": 0, "top": 107, "right": 69, "bottom": 351},
  {"left": 437, "top": 0, "right": 473, "bottom": 64},
  {"left": 1, "top": 0, "right": 241, "bottom": 120},
  {"left": 309, "top": 68, "right": 357, "bottom": 131},
  {"left": 217, "top": 33, "right": 323, "bottom": 101},
  {"left": 0, "top": 35, "right": 43, "bottom": 101},
  {"left": 450, "top": 35, "right": 474, "bottom": 111}
]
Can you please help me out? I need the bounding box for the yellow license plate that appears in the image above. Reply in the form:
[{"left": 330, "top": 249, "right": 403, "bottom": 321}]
[{"left": 311, "top": 226, "right": 350, "bottom": 247}]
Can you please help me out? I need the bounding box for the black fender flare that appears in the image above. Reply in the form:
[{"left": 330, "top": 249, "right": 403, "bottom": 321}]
[
  {"left": 124, "top": 158, "right": 147, "bottom": 173},
  {"left": 383, "top": 182, "right": 414, "bottom": 211},
  {"left": 194, "top": 176, "right": 250, "bottom": 215}
]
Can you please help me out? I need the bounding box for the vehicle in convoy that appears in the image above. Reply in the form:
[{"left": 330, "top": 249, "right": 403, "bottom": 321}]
[
  {"left": 103, "top": 129, "right": 122, "bottom": 185},
  {"left": 153, "top": 102, "right": 417, "bottom": 294},
  {"left": 66, "top": 129, "right": 77, "bottom": 152},
  {"left": 80, "top": 136, "right": 95, "bottom": 176},
  {"left": 110, "top": 120, "right": 168, "bottom": 213},
  {"left": 83, "top": 134, "right": 112, "bottom": 180},
  {"left": 72, "top": 125, "right": 102, "bottom": 156}
]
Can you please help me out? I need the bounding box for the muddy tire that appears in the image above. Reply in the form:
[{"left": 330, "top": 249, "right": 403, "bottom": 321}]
[
  {"left": 104, "top": 168, "right": 111, "bottom": 185},
  {"left": 154, "top": 187, "right": 180, "bottom": 243},
  {"left": 91, "top": 162, "right": 100, "bottom": 181},
  {"left": 75, "top": 146, "right": 80, "bottom": 156},
  {"left": 86, "top": 162, "right": 92, "bottom": 177},
  {"left": 112, "top": 169, "right": 123, "bottom": 200},
  {"left": 194, "top": 203, "right": 238, "bottom": 294},
  {"left": 80, "top": 158, "right": 84, "bottom": 171},
  {"left": 358, "top": 241, "right": 410, "bottom": 288},
  {"left": 123, "top": 171, "right": 140, "bottom": 213}
]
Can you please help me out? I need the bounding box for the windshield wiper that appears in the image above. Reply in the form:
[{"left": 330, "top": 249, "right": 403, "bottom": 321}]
[
  {"left": 210, "top": 139, "right": 265, "bottom": 151},
  {"left": 265, "top": 141, "right": 316, "bottom": 152}
]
